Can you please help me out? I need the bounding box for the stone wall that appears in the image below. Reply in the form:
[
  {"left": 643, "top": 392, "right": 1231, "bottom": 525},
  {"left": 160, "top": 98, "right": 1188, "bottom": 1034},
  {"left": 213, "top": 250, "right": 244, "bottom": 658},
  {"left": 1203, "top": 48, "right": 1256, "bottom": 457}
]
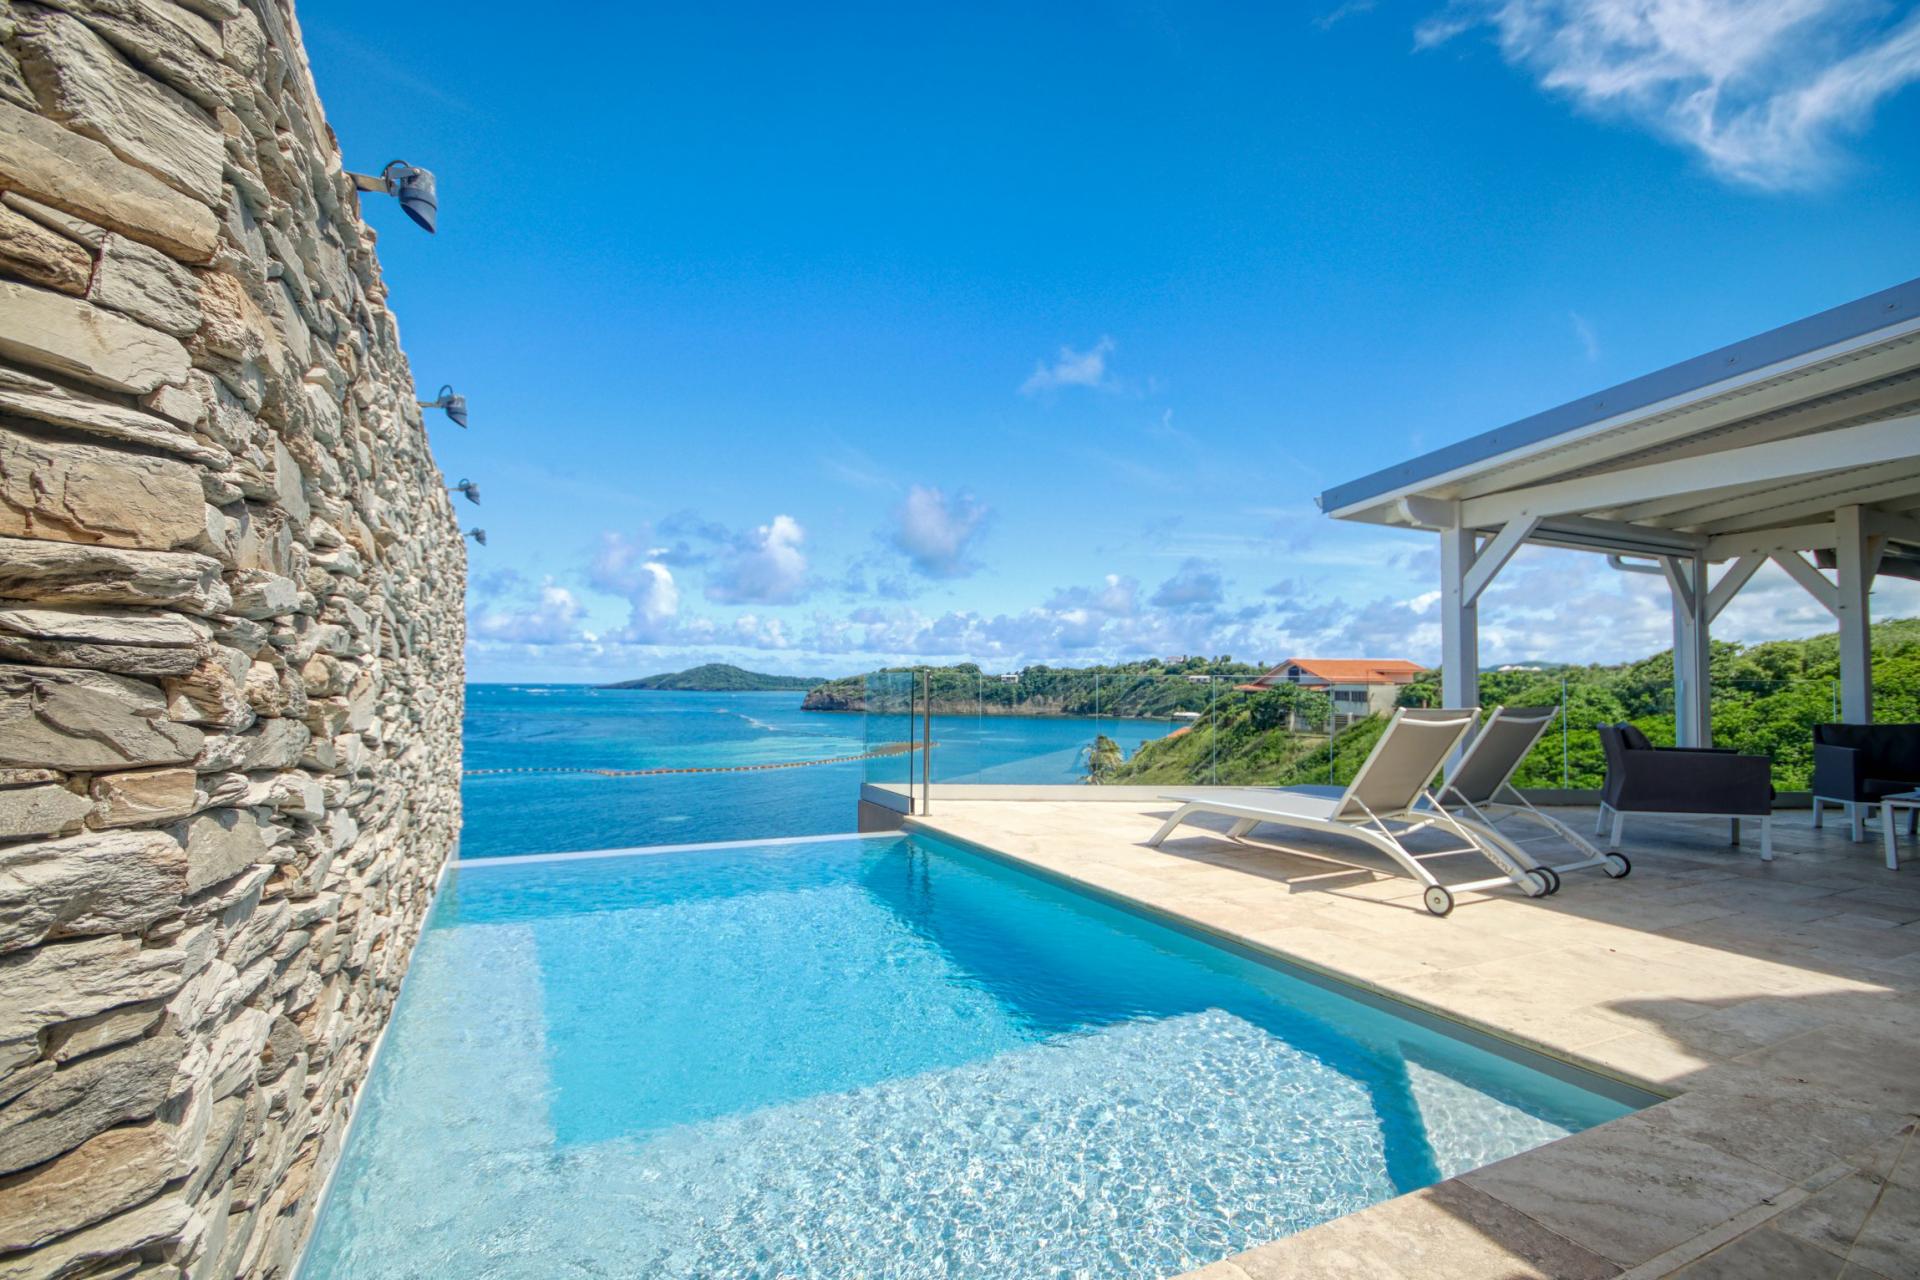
[{"left": 0, "top": 0, "right": 465, "bottom": 1276}]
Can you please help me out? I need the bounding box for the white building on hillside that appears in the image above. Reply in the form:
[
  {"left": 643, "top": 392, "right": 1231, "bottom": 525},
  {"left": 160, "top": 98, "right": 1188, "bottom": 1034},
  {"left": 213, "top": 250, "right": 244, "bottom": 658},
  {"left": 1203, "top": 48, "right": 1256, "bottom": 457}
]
[{"left": 1251, "top": 657, "right": 1426, "bottom": 723}]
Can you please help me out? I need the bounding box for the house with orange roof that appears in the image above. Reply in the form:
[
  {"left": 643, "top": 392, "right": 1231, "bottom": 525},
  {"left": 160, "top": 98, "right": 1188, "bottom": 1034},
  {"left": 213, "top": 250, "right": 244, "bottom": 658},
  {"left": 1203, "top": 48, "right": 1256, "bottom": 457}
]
[{"left": 1250, "top": 657, "right": 1426, "bottom": 725}]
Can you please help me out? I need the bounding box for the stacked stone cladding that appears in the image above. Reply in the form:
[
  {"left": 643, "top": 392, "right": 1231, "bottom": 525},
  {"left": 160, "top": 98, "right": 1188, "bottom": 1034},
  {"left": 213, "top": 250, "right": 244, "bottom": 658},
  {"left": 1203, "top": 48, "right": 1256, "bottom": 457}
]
[{"left": 0, "top": 0, "right": 465, "bottom": 1275}]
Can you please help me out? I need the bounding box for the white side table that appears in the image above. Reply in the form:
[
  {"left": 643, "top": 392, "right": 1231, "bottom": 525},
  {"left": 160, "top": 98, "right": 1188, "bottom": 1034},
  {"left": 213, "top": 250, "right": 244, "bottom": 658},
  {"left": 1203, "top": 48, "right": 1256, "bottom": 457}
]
[{"left": 1880, "top": 790, "right": 1920, "bottom": 871}]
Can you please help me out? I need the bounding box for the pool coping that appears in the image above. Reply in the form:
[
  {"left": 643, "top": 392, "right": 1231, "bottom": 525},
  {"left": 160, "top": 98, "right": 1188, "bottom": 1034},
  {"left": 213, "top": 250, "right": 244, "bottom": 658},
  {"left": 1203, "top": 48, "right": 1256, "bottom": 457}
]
[{"left": 449, "top": 830, "right": 894, "bottom": 868}]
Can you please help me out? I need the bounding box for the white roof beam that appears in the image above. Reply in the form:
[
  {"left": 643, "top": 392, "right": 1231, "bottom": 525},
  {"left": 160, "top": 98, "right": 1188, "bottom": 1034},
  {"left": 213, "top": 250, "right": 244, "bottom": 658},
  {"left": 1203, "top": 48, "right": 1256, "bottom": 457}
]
[
  {"left": 1447, "top": 332, "right": 1920, "bottom": 503},
  {"left": 1664, "top": 474, "right": 1871, "bottom": 530},
  {"left": 1519, "top": 515, "right": 1708, "bottom": 557},
  {"left": 1624, "top": 476, "right": 1819, "bottom": 529},
  {"left": 1865, "top": 507, "right": 1920, "bottom": 546},
  {"left": 1593, "top": 376, "right": 1920, "bottom": 513},
  {"left": 1373, "top": 495, "right": 1457, "bottom": 531},
  {"left": 1544, "top": 515, "right": 1709, "bottom": 550},
  {"left": 1611, "top": 476, "right": 1804, "bottom": 524},
  {"left": 1457, "top": 413, "right": 1920, "bottom": 528},
  {"left": 1693, "top": 462, "right": 1920, "bottom": 534},
  {"left": 1707, "top": 521, "right": 1838, "bottom": 560}
]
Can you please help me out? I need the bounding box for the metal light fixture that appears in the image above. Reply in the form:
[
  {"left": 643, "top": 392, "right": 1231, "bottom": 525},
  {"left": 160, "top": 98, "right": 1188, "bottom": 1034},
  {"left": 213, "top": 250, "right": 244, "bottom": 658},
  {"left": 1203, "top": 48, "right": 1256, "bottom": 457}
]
[
  {"left": 419, "top": 384, "right": 467, "bottom": 428},
  {"left": 465, "top": 527, "right": 487, "bottom": 546},
  {"left": 347, "top": 160, "right": 437, "bottom": 233},
  {"left": 449, "top": 479, "right": 480, "bottom": 505}
]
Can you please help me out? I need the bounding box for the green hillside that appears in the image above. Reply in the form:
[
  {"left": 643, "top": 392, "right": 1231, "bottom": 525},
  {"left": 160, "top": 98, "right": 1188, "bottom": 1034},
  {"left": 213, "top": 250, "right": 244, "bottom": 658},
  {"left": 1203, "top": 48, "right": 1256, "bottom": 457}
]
[
  {"left": 802, "top": 658, "right": 1267, "bottom": 717},
  {"left": 1106, "top": 689, "right": 1388, "bottom": 787},
  {"left": 604, "top": 663, "right": 827, "bottom": 692},
  {"left": 1109, "top": 618, "right": 1920, "bottom": 790}
]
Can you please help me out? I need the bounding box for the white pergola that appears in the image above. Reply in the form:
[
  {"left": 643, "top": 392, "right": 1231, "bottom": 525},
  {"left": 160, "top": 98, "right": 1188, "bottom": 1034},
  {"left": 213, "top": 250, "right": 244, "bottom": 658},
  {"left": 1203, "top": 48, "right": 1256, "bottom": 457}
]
[{"left": 1320, "top": 277, "right": 1920, "bottom": 744}]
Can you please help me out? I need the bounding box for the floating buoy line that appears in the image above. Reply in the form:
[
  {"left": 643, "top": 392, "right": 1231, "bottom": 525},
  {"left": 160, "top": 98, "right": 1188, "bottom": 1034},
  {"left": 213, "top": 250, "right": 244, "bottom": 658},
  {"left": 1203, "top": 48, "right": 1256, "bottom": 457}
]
[{"left": 463, "top": 741, "right": 926, "bottom": 778}]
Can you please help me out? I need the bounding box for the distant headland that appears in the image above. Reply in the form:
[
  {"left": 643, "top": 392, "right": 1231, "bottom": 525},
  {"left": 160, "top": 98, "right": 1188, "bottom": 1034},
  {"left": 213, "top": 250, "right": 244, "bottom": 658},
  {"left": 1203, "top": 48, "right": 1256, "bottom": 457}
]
[{"left": 602, "top": 663, "right": 830, "bottom": 692}]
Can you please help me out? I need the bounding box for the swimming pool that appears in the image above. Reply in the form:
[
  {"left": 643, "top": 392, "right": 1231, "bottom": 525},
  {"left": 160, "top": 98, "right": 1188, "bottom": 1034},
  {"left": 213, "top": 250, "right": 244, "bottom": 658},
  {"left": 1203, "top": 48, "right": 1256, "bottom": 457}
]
[{"left": 298, "top": 832, "right": 1647, "bottom": 1279}]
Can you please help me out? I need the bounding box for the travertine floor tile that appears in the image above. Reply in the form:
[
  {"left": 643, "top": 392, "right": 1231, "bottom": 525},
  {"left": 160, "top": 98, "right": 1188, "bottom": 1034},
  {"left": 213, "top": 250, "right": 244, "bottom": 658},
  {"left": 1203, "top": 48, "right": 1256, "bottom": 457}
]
[
  {"left": 1231, "top": 1179, "right": 1618, "bottom": 1280},
  {"left": 1640, "top": 1087, "right": 1904, "bottom": 1183},
  {"left": 1669, "top": 1226, "right": 1882, "bottom": 1279},
  {"left": 1773, "top": 1170, "right": 1920, "bottom": 1280},
  {"left": 1461, "top": 1114, "right": 1793, "bottom": 1265}
]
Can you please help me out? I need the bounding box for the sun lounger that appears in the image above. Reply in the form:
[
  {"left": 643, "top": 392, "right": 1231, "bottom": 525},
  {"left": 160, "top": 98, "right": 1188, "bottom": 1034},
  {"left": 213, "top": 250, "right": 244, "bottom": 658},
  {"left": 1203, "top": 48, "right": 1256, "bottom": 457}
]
[
  {"left": 1146, "top": 707, "right": 1542, "bottom": 917},
  {"left": 1430, "top": 705, "right": 1631, "bottom": 890}
]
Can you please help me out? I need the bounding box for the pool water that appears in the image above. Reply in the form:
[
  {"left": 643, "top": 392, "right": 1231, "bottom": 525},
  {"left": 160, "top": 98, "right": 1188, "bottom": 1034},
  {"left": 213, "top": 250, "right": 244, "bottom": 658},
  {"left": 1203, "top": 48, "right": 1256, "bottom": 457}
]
[{"left": 298, "top": 833, "right": 1645, "bottom": 1280}]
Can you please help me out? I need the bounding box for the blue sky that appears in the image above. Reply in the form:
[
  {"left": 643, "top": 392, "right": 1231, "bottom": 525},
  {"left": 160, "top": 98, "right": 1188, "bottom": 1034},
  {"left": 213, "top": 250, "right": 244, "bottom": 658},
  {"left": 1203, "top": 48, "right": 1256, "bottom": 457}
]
[{"left": 304, "top": 0, "right": 1920, "bottom": 682}]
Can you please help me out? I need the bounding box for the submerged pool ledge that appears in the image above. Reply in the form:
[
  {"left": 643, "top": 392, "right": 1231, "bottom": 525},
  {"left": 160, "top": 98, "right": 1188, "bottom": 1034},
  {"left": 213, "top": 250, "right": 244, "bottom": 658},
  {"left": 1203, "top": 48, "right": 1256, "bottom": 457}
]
[
  {"left": 904, "top": 820, "right": 1662, "bottom": 1109},
  {"left": 905, "top": 797, "right": 1920, "bottom": 1280}
]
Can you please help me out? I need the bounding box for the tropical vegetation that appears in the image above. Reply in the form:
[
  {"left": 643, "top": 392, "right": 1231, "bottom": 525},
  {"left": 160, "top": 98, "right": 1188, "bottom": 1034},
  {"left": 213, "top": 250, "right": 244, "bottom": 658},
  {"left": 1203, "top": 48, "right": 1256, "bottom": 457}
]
[
  {"left": 1107, "top": 619, "right": 1920, "bottom": 791},
  {"left": 802, "top": 657, "right": 1268, "bottom": 716}
]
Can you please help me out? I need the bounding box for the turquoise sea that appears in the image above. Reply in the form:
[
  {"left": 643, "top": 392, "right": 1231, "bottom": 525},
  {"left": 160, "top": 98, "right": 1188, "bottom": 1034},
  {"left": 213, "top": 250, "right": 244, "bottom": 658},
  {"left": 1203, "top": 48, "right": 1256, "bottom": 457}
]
[{"left": 460, "top": 685, "right": 1179, "bottom": 858}]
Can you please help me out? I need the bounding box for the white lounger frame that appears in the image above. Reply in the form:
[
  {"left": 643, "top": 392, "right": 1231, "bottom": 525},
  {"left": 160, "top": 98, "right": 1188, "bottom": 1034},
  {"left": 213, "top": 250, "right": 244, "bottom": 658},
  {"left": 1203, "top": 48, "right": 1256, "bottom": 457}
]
[
  {"left": 1431, "top": 705, "right": 1629, "bottom": 890},
  {"left": 1146, "top": 707, "right": 1544, "bottom": 917}
]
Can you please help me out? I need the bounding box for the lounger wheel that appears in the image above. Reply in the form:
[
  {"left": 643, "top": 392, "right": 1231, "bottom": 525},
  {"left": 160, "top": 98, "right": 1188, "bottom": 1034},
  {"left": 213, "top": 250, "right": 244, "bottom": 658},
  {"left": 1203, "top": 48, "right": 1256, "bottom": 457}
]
[
  {"left": 1603, "top": 853, "right": 1631, "bottom": 879},
  {"left": 1423, "top": 885, "right": 1455, "bottom": 917},
  {"left": 1526, "top": 867, "right": 1561, "bottom": 896}
]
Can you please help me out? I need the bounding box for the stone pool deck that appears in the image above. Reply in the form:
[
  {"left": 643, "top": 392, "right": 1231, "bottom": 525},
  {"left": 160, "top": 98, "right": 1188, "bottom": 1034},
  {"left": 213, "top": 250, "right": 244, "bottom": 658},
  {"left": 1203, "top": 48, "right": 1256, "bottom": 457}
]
[{"left": 906, "top": 798, "right": 1920, "bottom": 1280}]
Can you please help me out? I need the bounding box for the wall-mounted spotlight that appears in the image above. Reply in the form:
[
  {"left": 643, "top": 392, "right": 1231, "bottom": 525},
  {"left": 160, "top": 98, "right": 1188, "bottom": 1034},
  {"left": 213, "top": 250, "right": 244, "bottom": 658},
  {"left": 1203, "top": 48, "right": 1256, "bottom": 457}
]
[
  {"left": 465, "top": 527, "right": 487, "bottom": 546},
  {"left": 347, "top": 160, "right": 437, "bottom": 233},
  {"left": 419, "top": 384, "right": 467, "bottom": 428},
  {"left": 449, "top": 479, "right": 481, "bottom": 505}
]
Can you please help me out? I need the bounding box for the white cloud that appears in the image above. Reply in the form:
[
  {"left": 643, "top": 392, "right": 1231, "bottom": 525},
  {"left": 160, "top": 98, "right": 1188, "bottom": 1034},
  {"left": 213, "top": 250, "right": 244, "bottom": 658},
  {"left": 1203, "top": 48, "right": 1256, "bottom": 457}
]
[
  {"left": 470, "top": 581, "right": 592, "bottom": 645},
  {"left": 622, "top": 563, "right": 681, "bottom": 635},
  {"left": 1020, "top": 336, "right": 1117, "bottom": 395},
  {"left": 730, "top": 613, "right": 792, "bottom": 649},
  {"left": 1046, "top": 573, "right": 1141, "bottom": 618},
  {"left": 1419, "top": 0, "right": 1920, "bottom": 187},
  {"left": 1316, "top": 0, "right": 1379, "bottom": 30},
  {"left": 1569, "top": 310, "right": 1601, "bottom": 361},
  {"left": 1149, "top": 558, "right": 1227, "bottom": 611},
  {"left": 589, "top": 532, "right": 682, "bottom": 639},
  {"left": 890, "top": 485, "right": 989, "bottom": 578},
  {"left": 483, "top": 515, "right": 1920, "bottom": 680},
  {"left": 706, "top": 514, "right": 811, "bottom": 604}
]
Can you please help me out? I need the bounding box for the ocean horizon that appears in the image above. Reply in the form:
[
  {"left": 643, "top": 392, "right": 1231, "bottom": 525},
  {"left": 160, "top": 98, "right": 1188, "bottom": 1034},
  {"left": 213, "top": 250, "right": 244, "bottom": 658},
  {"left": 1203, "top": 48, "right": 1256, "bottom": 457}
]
[{"left": 460, "top": 683, "right": 1179, "bottom": 858}]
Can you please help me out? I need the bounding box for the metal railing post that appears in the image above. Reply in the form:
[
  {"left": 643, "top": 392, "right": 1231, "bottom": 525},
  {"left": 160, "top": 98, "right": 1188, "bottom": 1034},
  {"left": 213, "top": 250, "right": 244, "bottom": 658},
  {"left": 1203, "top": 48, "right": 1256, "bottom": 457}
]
[
  {"left": 1561, "top": 676, "right": 1569, "bottom": 788},
  {"left": 1328, "top": 708, "right": 1337, "bottom": 783},
  {"left": 921, "top": 668, "right": 932, "bottom": 815},
  {"left": 905, "top": 673, "right": 917, "bottom": 814}
]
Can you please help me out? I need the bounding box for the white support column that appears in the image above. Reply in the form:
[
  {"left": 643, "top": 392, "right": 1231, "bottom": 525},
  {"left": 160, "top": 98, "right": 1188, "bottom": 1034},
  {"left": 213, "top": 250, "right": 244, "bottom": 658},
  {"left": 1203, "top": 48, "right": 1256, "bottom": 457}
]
[
  {"left": 1663, "top": 554, "right": 1711, "bottom": 746},
  {"left": 1440, "top": 523, "right": 1480, "bottom": 713},
  {"left": 1834, "top": 505, "right": 1876, "bottom": 723}
]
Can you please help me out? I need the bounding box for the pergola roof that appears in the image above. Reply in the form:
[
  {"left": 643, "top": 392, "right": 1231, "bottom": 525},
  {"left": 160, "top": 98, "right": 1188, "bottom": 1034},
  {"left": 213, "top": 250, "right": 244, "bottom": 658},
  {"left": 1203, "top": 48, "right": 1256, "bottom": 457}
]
[{"left": 1320, "top": 277, "right": 1920, "bottom": 566}]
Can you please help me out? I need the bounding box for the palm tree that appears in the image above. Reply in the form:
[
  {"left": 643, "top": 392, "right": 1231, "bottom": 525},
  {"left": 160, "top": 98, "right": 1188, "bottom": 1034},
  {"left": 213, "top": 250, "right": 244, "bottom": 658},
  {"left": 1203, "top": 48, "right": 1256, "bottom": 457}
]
[{"left": 1082, "top": 733, "right": 1123, "bottom": 784}]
